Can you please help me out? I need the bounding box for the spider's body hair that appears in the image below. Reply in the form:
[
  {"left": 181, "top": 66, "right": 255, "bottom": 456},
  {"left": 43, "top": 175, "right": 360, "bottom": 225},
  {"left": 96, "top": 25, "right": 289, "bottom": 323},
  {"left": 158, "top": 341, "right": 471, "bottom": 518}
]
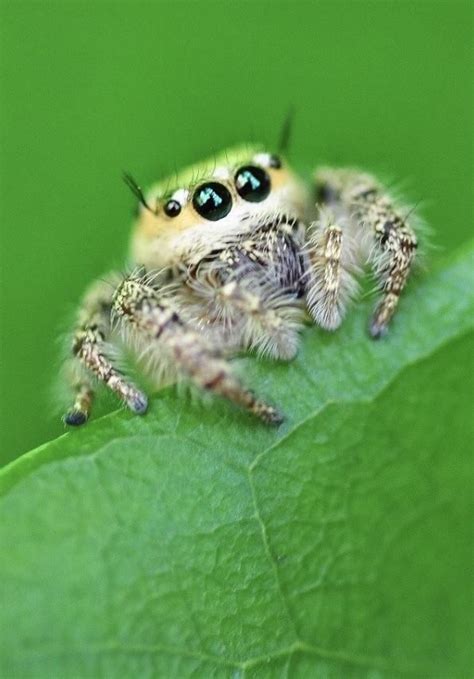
[{"left": 62, "top": 144, "right": 421, "bottom": 425}]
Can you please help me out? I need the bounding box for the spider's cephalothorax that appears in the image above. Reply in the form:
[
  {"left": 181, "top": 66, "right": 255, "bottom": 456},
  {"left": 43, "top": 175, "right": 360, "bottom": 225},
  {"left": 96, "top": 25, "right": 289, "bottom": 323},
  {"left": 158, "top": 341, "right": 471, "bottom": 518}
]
[{"left": 63, "top": 145, "right": 418, "bottom": 426}]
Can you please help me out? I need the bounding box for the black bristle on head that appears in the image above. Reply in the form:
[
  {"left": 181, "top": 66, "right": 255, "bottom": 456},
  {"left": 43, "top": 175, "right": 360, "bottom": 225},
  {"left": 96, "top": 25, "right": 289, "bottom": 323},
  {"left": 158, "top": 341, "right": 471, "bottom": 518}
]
[
  {"left": 122, "top": 171, "right": 154, "bottom": 213},
  {"left": 278, "top": 107, "right": 295, "bottom": 156}
]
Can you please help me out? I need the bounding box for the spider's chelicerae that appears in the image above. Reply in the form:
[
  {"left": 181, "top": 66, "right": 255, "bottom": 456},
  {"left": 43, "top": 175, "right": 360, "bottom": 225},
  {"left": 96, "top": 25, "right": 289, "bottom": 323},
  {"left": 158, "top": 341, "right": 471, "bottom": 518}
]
[{"left": 63, "top": 144, "right": 419, "bottom": 426}]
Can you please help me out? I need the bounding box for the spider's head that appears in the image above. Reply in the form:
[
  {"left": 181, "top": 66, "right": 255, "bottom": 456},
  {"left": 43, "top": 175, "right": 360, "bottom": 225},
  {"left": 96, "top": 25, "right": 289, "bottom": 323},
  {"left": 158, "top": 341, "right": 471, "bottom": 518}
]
[{"left": 129, "top": 145, "right": 308, "bottom": 270}]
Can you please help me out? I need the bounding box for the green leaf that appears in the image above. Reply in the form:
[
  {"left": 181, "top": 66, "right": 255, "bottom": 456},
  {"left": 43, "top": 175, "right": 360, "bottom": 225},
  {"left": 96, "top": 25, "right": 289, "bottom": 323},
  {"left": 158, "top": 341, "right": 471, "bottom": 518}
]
[{"left": 1, "top": 244, "right": 473, "bottom": 678}]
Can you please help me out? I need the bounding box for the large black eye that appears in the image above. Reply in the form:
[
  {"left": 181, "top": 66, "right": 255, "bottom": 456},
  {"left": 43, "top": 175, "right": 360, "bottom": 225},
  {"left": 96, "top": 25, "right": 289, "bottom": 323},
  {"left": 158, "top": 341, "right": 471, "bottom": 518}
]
[
  {"left": 192, "top": 182, "right": 232, "bottom": 221},
  {"left": 235, "top": 165, "right": 271, "bottom": 202}
]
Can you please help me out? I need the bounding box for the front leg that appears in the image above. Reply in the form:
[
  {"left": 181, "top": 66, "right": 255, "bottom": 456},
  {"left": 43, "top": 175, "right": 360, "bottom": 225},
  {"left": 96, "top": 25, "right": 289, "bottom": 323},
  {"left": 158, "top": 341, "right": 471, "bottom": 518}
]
[
  {"left": 315, "top": 167, "right": 418, "bottom": 337},
  {"left": 305, "top": 207, "right": 359, "bottom": 331},
  {"left": 63, "top": 275, "right": 148, "bottom": 425},
  {"left": 112, "top": 274, "right": 283, "bottom": 424}
]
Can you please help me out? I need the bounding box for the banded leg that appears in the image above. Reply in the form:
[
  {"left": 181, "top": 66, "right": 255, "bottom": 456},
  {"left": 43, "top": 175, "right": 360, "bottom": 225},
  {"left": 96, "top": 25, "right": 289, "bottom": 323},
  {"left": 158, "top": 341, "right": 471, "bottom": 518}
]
[
  {"left": 63, "top": 276, "right": 147, "bottom": 425},
  {"left": 112, "top": 275, "right": 283, "bottom": 424},
  {"left": 315, "top": 168, "right": 418, "bottom": 337},
  {"left": 305, "top": 208, "right": 358, "bottom": 330}
]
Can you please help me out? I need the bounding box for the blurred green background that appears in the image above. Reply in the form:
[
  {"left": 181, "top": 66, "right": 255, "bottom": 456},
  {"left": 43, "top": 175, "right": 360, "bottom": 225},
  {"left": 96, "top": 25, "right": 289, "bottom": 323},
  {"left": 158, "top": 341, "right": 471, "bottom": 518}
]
[{"left": 0, "top": 0, "right": 472, "bottom": 466}]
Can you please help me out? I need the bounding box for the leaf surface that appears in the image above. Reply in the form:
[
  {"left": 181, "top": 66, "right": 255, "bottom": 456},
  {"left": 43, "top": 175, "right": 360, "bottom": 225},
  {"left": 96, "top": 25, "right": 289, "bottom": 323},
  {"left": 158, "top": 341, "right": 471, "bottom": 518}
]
[{"left": 1, "top": 244, "right": 473, "bottom": 678}]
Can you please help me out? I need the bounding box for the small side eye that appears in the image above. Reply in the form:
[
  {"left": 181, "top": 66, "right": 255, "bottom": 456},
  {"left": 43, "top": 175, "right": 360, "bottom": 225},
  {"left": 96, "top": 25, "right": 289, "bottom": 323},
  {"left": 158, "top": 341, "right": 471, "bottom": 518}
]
[
  {"left": 268, "top": 154, "right": 282, "bottom": 169},
  {"left": 192, "top": 182, "right": 232, "bottom": 221},
  {"left": 164, "top": 199, "right": 181, "bottom": 217},
  {"left": 235, "top": 165, "right": 271, "bottom": 203}
]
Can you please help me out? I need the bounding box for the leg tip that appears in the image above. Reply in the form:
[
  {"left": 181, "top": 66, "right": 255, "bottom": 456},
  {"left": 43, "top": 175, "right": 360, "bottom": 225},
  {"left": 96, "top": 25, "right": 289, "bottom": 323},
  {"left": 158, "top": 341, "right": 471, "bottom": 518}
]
[
  {"left": 63, "top": 410, "right": 88, "bottom": 426},
  {"left": 369, "top": 320, "right": 388, "bottom": 340},
  {"left": 127, "top": 392, "right": 148, "bottom": 415},
  {"left": 258, "top": 405, "right": 285, "bottom": 426},
  {"left": 268, "top": 410, "right": 285, "bottom": 426}
]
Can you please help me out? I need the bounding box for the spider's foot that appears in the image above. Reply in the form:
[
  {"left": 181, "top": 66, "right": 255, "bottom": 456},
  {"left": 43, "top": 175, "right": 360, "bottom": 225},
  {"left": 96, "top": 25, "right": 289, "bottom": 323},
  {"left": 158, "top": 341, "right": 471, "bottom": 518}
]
[
  {"left": 369, "top": 319, "right": 389, "bottom": 340},
  {"left": 64, "top": 409, "right": 88, "bottom": 426},
  {"left": 126, "top": 391, "right": 149, "bottom": 415},
  {"left": 253, "top": 400, "right": 284, "bottom": 426}
]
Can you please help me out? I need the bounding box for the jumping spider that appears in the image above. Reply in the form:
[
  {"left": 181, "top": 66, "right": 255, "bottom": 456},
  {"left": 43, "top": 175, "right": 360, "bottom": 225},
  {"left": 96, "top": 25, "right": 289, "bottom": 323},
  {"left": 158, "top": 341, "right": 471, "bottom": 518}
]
[{"left": 63, "top": 145, "right": 418, "bottom": 426}]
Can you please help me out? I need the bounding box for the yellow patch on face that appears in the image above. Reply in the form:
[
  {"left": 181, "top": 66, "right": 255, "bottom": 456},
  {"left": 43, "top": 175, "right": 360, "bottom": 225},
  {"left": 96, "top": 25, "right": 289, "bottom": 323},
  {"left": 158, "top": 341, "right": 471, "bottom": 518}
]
[
  {"left": 130, "top": 144, "right": 306, "bottom": 269},
  {"left": 137, "top": 201, "right": 198, "bottom": 238}
]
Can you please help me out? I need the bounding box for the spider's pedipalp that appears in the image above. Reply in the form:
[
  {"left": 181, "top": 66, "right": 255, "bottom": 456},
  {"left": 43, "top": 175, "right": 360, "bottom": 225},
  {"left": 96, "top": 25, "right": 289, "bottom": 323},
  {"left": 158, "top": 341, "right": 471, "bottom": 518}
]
[{"left": 187, "top": 265, "right": 304, "bottom": 360}]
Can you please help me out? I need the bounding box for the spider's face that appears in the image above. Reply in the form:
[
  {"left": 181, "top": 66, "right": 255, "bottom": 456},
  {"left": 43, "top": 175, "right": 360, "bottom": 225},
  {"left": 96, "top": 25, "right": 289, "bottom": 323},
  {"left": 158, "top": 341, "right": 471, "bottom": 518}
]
[{"left": 130, "top": 145, "right": 308, "bottom": 269}]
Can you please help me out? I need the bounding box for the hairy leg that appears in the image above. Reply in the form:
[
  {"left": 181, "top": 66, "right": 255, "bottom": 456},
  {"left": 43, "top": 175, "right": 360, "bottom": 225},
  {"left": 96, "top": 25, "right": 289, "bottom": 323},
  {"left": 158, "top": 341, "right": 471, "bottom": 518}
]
[
  {"left": 315, "top": 168, "right": 418, "bottom": 337},
  {"left": 305, "top": 208, "right": 359, "bottom": 330},
  {"left": 112, "top": 274, "right": 283, "bottom": 424},
  {"left": 63, "top": 275, "right": 147, "bottom": 425}
]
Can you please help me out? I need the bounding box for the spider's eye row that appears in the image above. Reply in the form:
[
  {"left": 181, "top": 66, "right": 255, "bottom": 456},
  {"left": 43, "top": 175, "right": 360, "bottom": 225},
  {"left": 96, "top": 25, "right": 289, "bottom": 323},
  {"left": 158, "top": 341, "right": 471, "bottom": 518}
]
[
  {"left": 164, "top": 199, "right": 182, "bottom": 218},
  {"left": 235, "top": 165, "right": 271, "bottom": 203},
  {"left": 192, "top": 182, "right": 232, "bottom": 221}
]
